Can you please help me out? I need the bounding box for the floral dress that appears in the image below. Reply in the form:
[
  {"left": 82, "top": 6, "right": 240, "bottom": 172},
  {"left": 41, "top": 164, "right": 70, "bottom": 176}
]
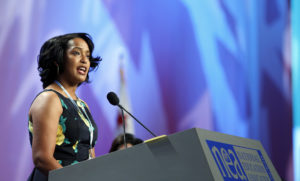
[{"left": 28, "top": 89, "right": 98, "bottom": 181}]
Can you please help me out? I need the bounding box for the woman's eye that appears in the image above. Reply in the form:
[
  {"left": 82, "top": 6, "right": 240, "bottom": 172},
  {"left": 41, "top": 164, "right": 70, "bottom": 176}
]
[{"left": 72, "top": 51, "right": 80, "bottom": 55}]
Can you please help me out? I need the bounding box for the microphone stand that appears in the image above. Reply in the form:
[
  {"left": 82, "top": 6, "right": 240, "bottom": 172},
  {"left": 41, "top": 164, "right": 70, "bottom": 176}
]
[
  {"left": 118, "top": 105, "right": 157, "bottom": 137},
  {"left": 119, "top": 108, "right": 127, "bottom": 148}
]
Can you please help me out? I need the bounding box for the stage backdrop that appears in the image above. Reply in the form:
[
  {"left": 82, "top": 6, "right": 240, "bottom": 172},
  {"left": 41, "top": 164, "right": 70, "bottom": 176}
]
[
  {"left": 0, "top": 0, "right": 293, "bottom": 180},
  {"left": 292, "top": 0, "right": 300, "bottom": 180}
]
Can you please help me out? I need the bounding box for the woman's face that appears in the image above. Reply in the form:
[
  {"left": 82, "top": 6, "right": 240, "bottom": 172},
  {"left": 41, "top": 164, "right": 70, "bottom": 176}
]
[{"left": 60, "top": 38, "right": 91, "bottom": 85}]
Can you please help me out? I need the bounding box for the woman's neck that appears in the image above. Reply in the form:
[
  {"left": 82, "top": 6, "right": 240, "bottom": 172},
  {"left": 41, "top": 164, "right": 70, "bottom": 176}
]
[{"left": 55, "top": 79, "right": 78, "bottom": 100}]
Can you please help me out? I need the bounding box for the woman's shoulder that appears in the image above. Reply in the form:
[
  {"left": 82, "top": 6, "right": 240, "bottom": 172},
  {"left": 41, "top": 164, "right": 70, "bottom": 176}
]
[
  {"left": 30, "top": 89, "right": 62, "bottom": 114},
  {"left": 34, "top": 89, "right": 61, "bottom": 103}
]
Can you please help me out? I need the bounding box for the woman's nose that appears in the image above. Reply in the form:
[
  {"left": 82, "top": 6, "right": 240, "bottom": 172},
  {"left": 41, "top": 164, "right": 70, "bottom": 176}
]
[{"left": 81, "top": 55, "right": 89, "bottom": 63}]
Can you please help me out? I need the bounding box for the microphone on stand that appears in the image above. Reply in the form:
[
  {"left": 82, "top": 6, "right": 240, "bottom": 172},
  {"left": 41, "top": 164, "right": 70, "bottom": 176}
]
[
  {"left": 107, "top": 92, "right": 157, "bottom": 138},
  {"left": 107, "top": 92, "right": 127, "bottom": 148}
]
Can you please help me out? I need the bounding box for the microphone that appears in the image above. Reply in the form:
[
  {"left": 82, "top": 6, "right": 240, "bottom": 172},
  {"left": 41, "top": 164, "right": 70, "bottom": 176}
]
[
  {"left": 107, "top": 91, "right": 127, "bottom": 148},
  {"left": 107, "top": 92, "right": 120, "bottom": 105},
  {"left": 107, "top": 92, "right": 157, "bottom": 137}
]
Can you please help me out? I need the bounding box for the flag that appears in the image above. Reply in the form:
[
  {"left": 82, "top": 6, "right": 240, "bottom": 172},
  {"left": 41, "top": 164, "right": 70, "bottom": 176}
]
[{"left": 115, "top": 54, "right": 135, "bottom": 135}]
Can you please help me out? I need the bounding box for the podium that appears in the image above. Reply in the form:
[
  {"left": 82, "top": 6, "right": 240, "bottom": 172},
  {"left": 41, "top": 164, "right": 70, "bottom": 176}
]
[{"left": 49, "top": 128, "right": 281, "bottom": 181}]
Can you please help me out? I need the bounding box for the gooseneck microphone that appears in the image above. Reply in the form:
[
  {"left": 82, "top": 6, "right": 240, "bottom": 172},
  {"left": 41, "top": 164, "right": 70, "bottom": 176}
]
[
  {"left": 107, "top": 92, "right": 127, "bottom": 148},
  {"left": 107, "top": 92, "right": 157, "bottom": 137}
]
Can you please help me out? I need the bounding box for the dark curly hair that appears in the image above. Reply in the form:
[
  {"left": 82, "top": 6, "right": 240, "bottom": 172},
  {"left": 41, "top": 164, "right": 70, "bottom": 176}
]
[
  {"left": 38, "top": 33, "right": 102, "bottom": 88},
  {"left": 109, "top": 133, "right": 143, "bottom": 152}
]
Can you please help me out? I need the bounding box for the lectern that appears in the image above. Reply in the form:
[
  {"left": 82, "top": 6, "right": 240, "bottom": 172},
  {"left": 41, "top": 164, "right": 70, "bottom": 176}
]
[{"left": 49, "top": 128, "right": 280, "bottom": 181}]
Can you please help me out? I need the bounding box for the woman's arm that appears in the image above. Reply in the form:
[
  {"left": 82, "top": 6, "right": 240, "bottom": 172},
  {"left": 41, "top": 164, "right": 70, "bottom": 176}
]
[{"left": 30, "top": 91, "right": 63, "bottom": 175}]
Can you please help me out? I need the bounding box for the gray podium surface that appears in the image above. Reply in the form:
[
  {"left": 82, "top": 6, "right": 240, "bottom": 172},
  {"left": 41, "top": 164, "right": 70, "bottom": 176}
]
[{"left": 49, "top": 128, "right": 280, "bottom": 181}]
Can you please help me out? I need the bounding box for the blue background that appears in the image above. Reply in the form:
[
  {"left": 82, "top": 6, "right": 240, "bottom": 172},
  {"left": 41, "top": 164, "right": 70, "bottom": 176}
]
[{"left": 0, "top": 0, "right": 294, "bottom": 180}]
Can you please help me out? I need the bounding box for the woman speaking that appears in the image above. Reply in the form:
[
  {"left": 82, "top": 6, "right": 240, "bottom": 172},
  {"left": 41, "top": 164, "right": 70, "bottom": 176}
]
[{"left": 27, "top": 33, "right": 101, "bottom": 180}]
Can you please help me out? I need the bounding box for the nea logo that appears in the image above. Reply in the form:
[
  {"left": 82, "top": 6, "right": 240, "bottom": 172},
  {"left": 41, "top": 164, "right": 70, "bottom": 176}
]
[{"left": 206, "top": 140, "right": 248, "bottom": 181}]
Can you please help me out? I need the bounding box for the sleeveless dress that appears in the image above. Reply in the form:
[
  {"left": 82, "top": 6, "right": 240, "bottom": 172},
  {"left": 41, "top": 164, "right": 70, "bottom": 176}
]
[{"left": 27, "top": 89, "right": 98, "bottom": 181}]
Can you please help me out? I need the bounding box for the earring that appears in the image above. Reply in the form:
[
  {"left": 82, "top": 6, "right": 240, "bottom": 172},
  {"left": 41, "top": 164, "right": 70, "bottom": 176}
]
[{"left": 57, "top": 66, "right": 60, "bottom": 75}]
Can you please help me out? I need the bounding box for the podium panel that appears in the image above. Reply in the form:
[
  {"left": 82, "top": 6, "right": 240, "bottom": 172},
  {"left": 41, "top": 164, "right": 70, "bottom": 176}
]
[{"left": 49, "top": 128, "right": 280, "bottom": 181}]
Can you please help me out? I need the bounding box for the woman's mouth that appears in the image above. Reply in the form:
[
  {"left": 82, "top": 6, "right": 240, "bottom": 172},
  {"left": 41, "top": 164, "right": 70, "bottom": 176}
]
[{"left": 77, "top": 66, "right": 87, "bottom": 75}]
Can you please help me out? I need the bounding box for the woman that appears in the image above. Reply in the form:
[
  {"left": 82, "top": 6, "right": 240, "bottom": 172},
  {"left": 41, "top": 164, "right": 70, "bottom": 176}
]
[{"left": 27, "top": 33, "right": 101, "bottom": 180}]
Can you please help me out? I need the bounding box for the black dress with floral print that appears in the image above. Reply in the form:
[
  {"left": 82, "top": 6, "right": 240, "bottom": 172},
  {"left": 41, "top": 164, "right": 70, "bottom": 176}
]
[{"left": 28, "top": 89, "right": 98, "bottom": 167}]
